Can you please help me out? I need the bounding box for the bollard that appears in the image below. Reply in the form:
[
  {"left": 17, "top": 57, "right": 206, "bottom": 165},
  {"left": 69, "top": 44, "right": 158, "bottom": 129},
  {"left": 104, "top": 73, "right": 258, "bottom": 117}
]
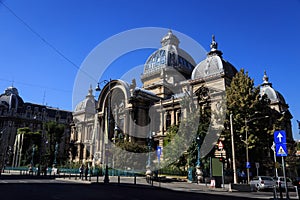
[
  {"left": 134, "top": 175, "right": 136, "bottom": 185},
  {"left": 118, "top": 176, "right": 120, "bottom": 184},
  {"left": 151, "top": 177, "right": 153, "bottom": 187},
  {"left": 279, "top": 182, "right": 283, "bottom": 200},
  {"left": 295, "top": 186, "right": 299, "bottom": 200},
  {"left": 273, "top": 186, "right": 278, "bottom": 200},
  {"left": 96, "top": 173, "right": 99, "bottom": 183}
]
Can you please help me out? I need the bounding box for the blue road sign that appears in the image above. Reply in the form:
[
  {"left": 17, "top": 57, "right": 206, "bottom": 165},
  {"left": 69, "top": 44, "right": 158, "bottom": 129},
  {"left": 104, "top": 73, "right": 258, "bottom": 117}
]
[
  {"left": 274, "top": 130, "right": 286, "bottom": 144},
  {"left": 157, "top": 146, "right": 162, "bottom": 160},
  {"left": 246, "top": 162, "right": 251, "bottom": 169},
  {"left": 275, "top": 144, "right": 288, "bottom": 157}
]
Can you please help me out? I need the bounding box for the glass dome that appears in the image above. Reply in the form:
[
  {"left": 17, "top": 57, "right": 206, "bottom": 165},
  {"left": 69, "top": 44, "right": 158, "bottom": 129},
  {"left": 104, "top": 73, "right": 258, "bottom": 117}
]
[{"left": 143, "top": 30, "right": 196, "bottom": 78}]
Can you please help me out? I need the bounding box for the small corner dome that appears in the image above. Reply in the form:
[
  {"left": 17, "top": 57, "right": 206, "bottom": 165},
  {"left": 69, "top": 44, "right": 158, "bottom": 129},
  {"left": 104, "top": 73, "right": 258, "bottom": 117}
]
[
  {"left": 192, "top": 35, "right": 237, "bottom": 80},
  {"left": 260, "top": 87, "right": 286, "bottom": 105},
  {"left": 74, "top": 86, "right": 96, "bottom": 113},
  {"left": 260, "top": 71, "right": 286, "bottom": 105},
  {"left": 143, "top": 30, "right": 196, "bottom": 78},
  {"left": 0, "top": 86, "right": 24, "bottom": 110},
  {"left": 5, "top": 86, "right": 19, "bottom": 96}
]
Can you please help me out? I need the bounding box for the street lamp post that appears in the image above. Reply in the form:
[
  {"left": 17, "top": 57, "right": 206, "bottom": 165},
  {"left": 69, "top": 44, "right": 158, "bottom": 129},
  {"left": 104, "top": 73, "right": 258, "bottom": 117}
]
[
  {"left": 103, "top": 145, "right": 109, "bottom": 184},
  {"left": 230, "top": 113, "right": 238, "bottom": 184},
  {"left": 0, "top": 128, "right": 7, "bottom": 173},
  {"left": 146, "top": 131, "right": 154, "bottom": 179},
  {"left": 31, "top": 145, "right": 36, "bottom": 167},
  {"left": 271, "top": 142, "right": 278, "bottom": 177},
  {"left": 241, "top": 114, "right": 269, "bottom": 184},
  {"left": 53, "top": 142, "right": 58, "bottom": 167},
  {"left": 195, "top": 136, "right": 203, "bottom": 184},
  {"left": 96, "top": 79, "right": 111, "bottom": 184},
  {"left": 147, "top": 132, "right": 152, "bottom": 167},
  {"left": 245, "top": 119, "right": 250, "bottom": 184}
]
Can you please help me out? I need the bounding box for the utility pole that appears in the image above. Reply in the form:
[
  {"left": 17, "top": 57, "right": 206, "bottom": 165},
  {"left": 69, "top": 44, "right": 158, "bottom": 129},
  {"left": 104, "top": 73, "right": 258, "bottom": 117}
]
[{"left": 230, "top": 114, "right": 237, "bottom": 184}]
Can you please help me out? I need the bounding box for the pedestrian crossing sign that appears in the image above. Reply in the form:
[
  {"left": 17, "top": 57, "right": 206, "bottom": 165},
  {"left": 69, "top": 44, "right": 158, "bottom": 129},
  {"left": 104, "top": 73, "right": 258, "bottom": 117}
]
[{"left": 275, "top": 144, "right": 287, "bottom": 157}]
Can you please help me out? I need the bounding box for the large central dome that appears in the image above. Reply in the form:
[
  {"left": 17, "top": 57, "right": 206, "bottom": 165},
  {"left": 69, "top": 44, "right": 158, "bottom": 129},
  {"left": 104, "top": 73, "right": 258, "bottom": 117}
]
[{"left": 142, "top": 30, "right": 196, "bottom": 79}]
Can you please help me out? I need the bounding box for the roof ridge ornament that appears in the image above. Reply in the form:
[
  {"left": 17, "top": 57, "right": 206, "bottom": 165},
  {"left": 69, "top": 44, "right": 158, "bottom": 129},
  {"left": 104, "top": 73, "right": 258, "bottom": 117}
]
[
  {"left": 263, "top": 70, "right": 269, "bottom": 83},
  {"left": 261, "top": 70, "right": 272, "bottom": 87},
  {"left": 161, "top": 30, "right": 179, "bottom": 47},
  {"left": 210, "top": 35, "right": 218, "bottom": 51},
  {"left": 208, "top": 34, "right": 223, "bottom": 57},
  {"left": 86, "top": 84, "right": 94, "bottom": 98}
]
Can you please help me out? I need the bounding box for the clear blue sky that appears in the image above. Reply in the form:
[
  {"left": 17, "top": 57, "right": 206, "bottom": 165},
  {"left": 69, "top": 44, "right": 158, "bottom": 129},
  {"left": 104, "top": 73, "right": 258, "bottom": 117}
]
[{"left": 0, "top": 0, "right": 300, "bottom": 140}]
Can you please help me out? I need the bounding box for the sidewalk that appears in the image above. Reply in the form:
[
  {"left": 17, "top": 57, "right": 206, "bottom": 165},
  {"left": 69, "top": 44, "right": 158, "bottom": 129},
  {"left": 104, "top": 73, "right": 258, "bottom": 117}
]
[
  {"left": 55, "top": 174, "right": 230, "bottom": 193},
  {"left": 1, "top": 170, "right": 231, "bottom": 192}
]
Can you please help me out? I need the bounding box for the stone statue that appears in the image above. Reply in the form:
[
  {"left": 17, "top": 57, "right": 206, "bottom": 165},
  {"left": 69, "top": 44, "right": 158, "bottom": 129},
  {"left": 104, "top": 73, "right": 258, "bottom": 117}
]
[
  {"left": 129, "top": 78, "right": 136, "bottom": 96},
  {"left": 130, "top": 78, "right": 136, "bottom": 89},
  {"left": 210, "top": 34, "right": 218, "bottom": 50}
]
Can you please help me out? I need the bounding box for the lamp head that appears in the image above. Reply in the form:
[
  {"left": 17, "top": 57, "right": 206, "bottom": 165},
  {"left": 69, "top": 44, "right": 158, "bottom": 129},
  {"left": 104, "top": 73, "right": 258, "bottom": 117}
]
[{"left": 95, "top": 83, "right": 101, "bottom": 91}]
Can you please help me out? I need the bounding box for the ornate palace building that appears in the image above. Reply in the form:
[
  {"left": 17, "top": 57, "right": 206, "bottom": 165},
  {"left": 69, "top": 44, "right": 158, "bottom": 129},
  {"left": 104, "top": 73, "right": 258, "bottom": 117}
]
[
  {"left": 71, "top": 31, "right": 238, "bottom": 170},
  {"left": 71, "top": 31, "right": 294, "bottom": 176}
]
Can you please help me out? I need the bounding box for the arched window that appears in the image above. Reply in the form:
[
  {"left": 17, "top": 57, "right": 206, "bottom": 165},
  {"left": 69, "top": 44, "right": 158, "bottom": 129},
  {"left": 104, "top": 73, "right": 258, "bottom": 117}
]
[{"left": 166, "top": 112, "right": 171, "bottom": 129}]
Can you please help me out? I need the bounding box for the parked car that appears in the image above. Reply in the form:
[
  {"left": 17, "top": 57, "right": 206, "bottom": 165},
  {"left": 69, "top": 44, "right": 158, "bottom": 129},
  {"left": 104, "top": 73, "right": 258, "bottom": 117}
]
[
  {"left": 250, "top": 176, "right": 276, "bottom": 191},
  {"left": 273, "top": 176, "right": 295, "bottom": 191},
  {"left": 292, "top": 177, "right": 300, "bottom": 187}
]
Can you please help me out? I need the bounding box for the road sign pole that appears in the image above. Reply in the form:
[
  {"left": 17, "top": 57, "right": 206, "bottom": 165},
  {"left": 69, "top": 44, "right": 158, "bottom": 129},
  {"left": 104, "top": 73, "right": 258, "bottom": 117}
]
[
  {"left": 272, "top": 142, "right": 279, "bottom": 178},
  {"left": 157, "top": 146, "right": 161, "bottom": 188},
  {"left": 282, "top": 156, "right": 289, "bottom": 200}
]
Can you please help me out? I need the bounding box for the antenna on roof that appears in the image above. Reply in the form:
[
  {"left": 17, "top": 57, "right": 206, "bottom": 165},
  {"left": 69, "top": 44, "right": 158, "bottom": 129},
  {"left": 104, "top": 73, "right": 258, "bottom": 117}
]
[{"left": 42, "top": 90, "right": 46, "bottom": 105}]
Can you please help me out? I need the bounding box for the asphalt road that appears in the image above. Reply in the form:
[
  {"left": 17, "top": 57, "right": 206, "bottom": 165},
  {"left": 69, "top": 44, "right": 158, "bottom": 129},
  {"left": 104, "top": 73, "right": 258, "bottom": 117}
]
[
  {"left": 0, "top": 174, "right": 298, "bottom": 200},
  {"left": 0, "top": 182, "right": 251, "bottom": 200}
]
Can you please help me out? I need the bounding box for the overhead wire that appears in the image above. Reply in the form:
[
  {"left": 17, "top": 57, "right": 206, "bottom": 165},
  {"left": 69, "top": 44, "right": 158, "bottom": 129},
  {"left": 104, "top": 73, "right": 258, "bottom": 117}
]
[
  {"left": 0, "top": 78, "right": 71, "bottom": 93},
  {"left": 0, "top": 1, "right": 98, "bottom": 83}
]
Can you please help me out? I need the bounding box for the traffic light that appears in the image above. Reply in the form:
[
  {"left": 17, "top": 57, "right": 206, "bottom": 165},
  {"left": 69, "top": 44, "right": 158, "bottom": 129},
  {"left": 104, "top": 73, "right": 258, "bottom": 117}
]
[{"left": 219, "top": 157, "right": 224, "bottom": 163}]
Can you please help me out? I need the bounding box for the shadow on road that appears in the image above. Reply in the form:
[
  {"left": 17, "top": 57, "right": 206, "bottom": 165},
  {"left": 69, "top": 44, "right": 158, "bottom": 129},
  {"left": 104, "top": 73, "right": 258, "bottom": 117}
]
[{"left": 0, "top": 177, "right": 257, "bottom": 200}]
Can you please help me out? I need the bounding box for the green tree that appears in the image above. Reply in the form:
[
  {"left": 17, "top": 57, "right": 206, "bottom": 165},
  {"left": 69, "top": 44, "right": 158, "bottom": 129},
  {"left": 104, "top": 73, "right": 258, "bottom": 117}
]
[
  {"left": 162, "top": 93, "right": 211, "bottom": 173},
  {"left": 44, "top": 121, "right": 65, "bottom": 166},
  {"left": 224, "top": 68, "right": 275, "bottom": 172}
]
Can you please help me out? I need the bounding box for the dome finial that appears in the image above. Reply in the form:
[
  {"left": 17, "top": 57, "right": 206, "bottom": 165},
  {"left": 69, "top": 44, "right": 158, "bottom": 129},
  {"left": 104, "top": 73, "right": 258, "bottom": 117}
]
[
  {"left": 208, "top": 34, "right": 223, "bottom": 57},
  {"left": 263, "top": 70, "right": 269, "bottom": 83},
  {"left": 261, "top": 70, "right": 272, "bottom": 87},
  {"left": 87, "top": 84, "right": 93, "bottom": 97},
  {"left": 210, "top": 34, "right": 218, "bottom": 51},
  {"left": 161, "top": 30, "right": 179, "bottom": 47}
]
